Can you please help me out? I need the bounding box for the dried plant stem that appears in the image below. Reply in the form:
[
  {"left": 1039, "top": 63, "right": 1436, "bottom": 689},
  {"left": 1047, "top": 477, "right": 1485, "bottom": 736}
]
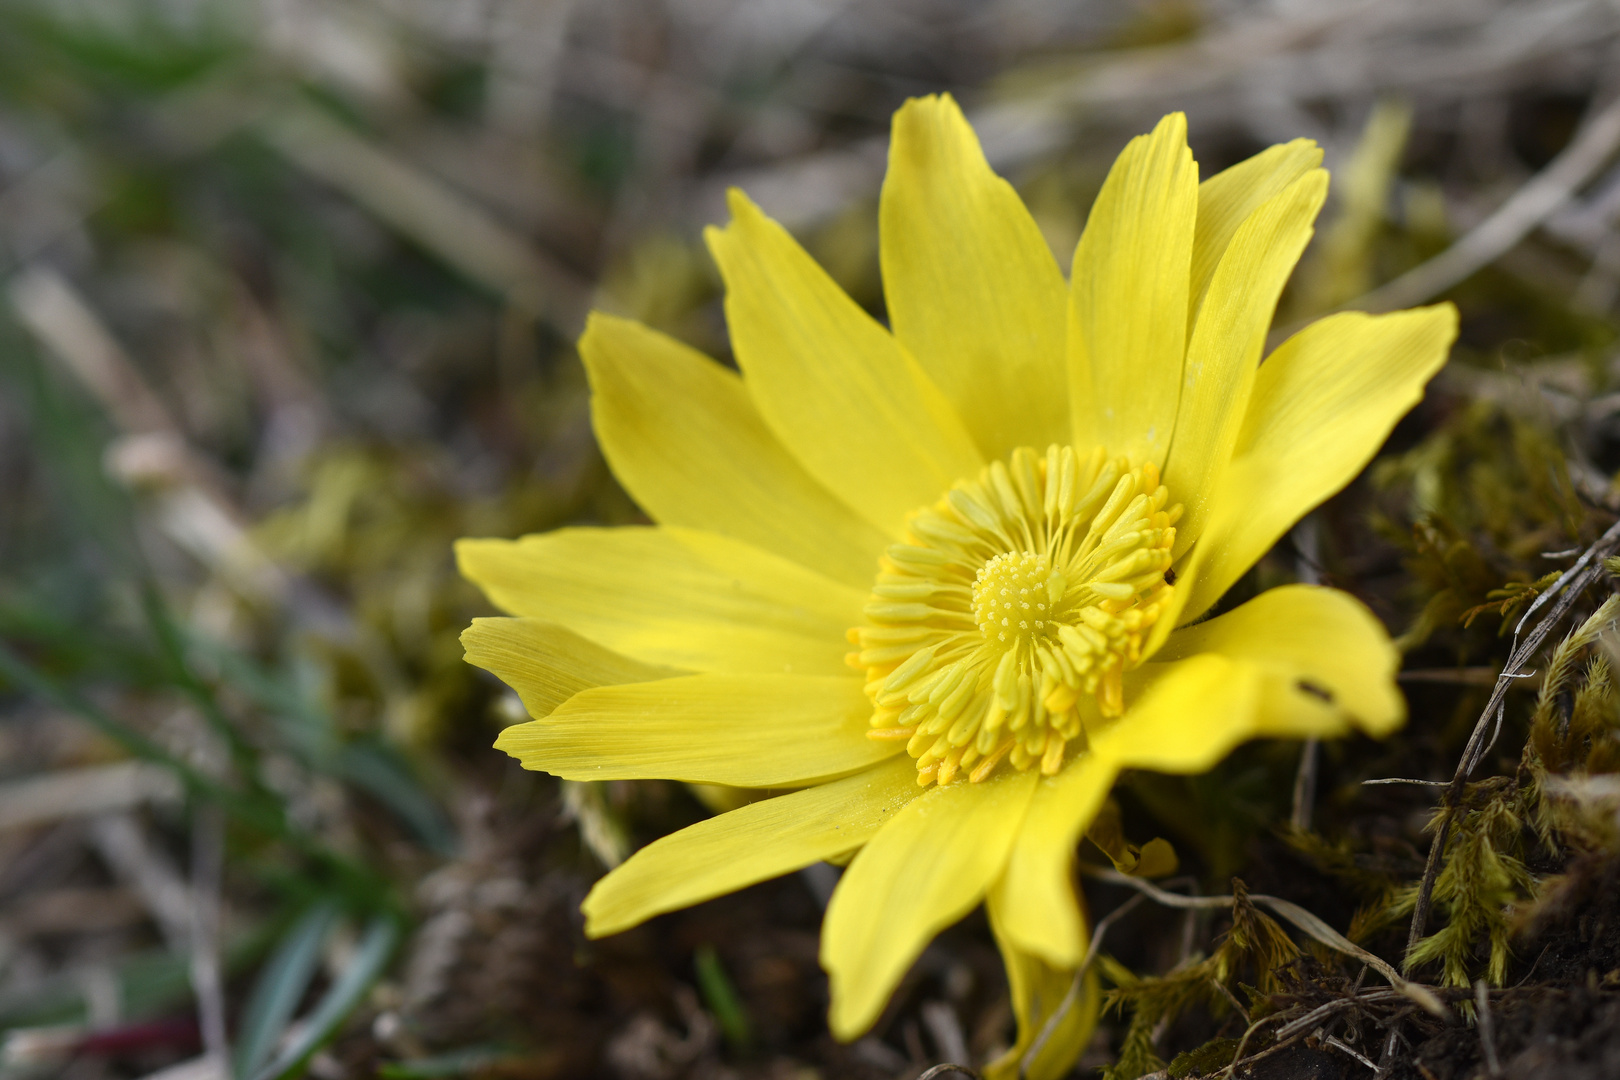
[
  {"left": 190, "top": 804, "right": 230, "bottom": 1070},
  {"left": 1403, "top": 516, "right": 1620, "bottom": 966},
  {"left": 259, "top": 106, "right": 590, "bottom": 334},
  {"left": 1475, "top": 979, "right": 1502, "bottom": 1077},
  {"left": 1357, "top": 91, "right": 1620, "bottom": 312},
  {"left": 1325, "top": 1034, "right": 1378, "bottom": 1071},
  {"left": 1083, "top": 867, "right": 1445, "bottom": 1014},
  {"left": 1025, "top": 865, "right": 1455, "bottom": 1076},
  {"left": 1020, "top": 892, "right": 1147, "bottom": 1075},
  {"left": 1223, "top": 985, "right": 1422, "bottom": 1077},
  {"left": 918, "top": 1065, "right": 983, "bottom": 1080},
  {"left": 1292, "top": 739, "right": 1321, "bottom": 831}
]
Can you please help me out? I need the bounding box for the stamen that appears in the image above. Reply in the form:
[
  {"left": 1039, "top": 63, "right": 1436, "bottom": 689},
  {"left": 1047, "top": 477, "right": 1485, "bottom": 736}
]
[{"left": 858, "top": 446, "right": 1179, "bottom": 786}]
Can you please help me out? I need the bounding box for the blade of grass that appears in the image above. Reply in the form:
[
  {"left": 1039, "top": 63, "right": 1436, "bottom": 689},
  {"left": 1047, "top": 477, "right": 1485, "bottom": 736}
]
[
  {"left": 0, "top": 927, "right": 276, "bottom": 1030},
  {"left": 375, "top": 1047, "right": 514, "bottom": 1079},
  {"left": 140, "top": 584, "right": 263, "bottom": 786},
  {"left": 0, "top": 599, "right": 162, "bottom": 690},
  {"left": 184, "top": 634, "right": 453, "bottom": 854},
  {"left": 234, "top": 902, "right": 341, "bottom": 1080},
  {"left": 0, "top": 327, "right": 142, "bottom": 575},
  {"left": 0, "top": 639, "right": 383, "bottom": 899},
  {"left": 0, "top": 638, "right": 224, "bottom": 800},
  {"left": 693, "top": 944, "right": 751, "bottom": 1054},
  {"left": 249, "top": 915, "right": 401, "bottom": 1080}
]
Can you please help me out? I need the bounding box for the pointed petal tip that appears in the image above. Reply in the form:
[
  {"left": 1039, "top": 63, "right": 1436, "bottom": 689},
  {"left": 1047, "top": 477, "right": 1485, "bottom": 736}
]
[
  {"left": 824, "top": 977, "right": 883, "bottom": 1043},
  {"left": 889, "top": 93, "right": 982, "bottom": 176},
  {"left": 576, "top": 313, "right": 614, "bottom": 378},
  {"left": 895, "top": 90, "right": 963, "bottom": 121},
  {"left": 1424, "top": 299, "right": 1462, "bottom": 333},
  {"left": 1270, "top": 136, "right": 1323, "bottom": 166},
  {"left": 893, "top": 92, "right": 932, "bottom": 118},
  {"left": 579, "top": 888, "right": 621, "bottom": 940},
  {"left": 704, "top": 189, "right": 759, "bottom": 246},
  {"left": 1153, "top": 110, "right": 1189, "bottom": 139},
  {"left": 708, "top": 189, "right": 780, "bottom": 262},
  {"left": 578, "top": 308, "right": 638, "bottom": 354},
  {"left": 724, "top": 185, "right": 759, "bottom": 221},
  {"left": 453, "top": 535, "right": 502, "bottom": 582},
  {"left": 490, "top": 721, "right": 528, "bottom": 755}
]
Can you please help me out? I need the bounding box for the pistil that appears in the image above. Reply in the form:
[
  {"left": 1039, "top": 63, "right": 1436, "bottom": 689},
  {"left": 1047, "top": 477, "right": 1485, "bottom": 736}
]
[{"left": 849, "top": 445, "right": 1180, "bottom": 785}]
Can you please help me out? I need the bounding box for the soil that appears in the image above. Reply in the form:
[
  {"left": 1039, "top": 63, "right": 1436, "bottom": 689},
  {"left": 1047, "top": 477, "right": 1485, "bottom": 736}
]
[
  {"left": 307, "top": 768, "right": 1620, "bottom": 1080},
  {"left": 1396, "top": 988, "right": 1620, "bottom": 1080}
]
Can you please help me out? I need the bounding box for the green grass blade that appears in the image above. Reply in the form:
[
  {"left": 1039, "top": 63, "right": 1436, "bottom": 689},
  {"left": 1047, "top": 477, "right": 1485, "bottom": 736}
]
[
  {"left": 0, "top": 638, "right": 394, "bottom": 899},
  {"left": 233, "top": 902, "right": 341, "bottom": 1080},
  {"left": 375, "top": 1047, "right": 512, "bottom": 1079},
  {"left": 249, "top": 915, "right": 401, "bottom": 1080},
  {"left": 694, "top": 944, "right": 752, "bottom": 1054}
]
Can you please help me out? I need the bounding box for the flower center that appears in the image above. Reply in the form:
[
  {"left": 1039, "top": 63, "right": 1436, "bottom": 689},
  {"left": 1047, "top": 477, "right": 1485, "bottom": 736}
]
[
  {"left": 972, "top": 551, "right": 1062, "bottom": 646},
  {"left": 851, "top": 445, "right": 1181, "bottom": 786}
]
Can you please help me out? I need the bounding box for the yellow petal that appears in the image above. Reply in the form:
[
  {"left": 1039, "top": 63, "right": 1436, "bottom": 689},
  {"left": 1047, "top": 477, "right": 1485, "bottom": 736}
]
[
  {"left": 1184, "top": 305, "right": 1458, "bottom": 619},
  {"left": 1068, "top": 113, "right": 1197, "bottom": 466},
  {"left": 462, "top": 617, "right": 675, "bottom": 720},
  {"left": 1144, "top": 536, "right": 1208, "bottom": 662},
  {"left": 822, "top": 768, "right": 1038, "bottom": 1039},
  {"left": 706, "top": 190, "right": 983, "bottom": 536},
  {"left": 581, "top": 313, "right": 887, "bottom": 588},
  {"left": 1153, "top": 584, "right": 1404, "bottom": 738},
  {"left": 880, "top": 94, "right": 1069, "bottom": 459},
  {"left": 494, "top": 673, "right": 897, "bottom": 785},
  {"left": 1190, "top": 139, "right": 1322, "bottom": 329},
  {"left": 1163, "top": 168, "right": 1329, "bottom": 554},
  {"left": 583, "top": 757, "right": 921, "bottom": 937},
  {"left": 988, "top": 752, "right": 1118, "bottom": 967},
  {"left": 456, "top": 526, "right": 863, "bottom": 675},
  {"left": 983, "top": 887, "right": 1100, "bottom": 1080},
  {"left": 1096, "top": 653, "right": 1262, "bottom": 774}
]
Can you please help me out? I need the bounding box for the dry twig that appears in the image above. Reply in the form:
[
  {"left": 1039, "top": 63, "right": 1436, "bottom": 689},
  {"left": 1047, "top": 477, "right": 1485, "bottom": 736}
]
[
  {"left": 1358, "top": 92, "right": 1620, "bottom": 312},
  {"left": 1403, "top": 516, "right": 1620, "bottom": 966}
]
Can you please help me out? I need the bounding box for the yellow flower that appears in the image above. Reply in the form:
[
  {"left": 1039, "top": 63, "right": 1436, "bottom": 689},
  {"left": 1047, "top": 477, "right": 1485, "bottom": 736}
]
[{"left": 457, "top": 96, "right": 1456, "bottom": 1077}]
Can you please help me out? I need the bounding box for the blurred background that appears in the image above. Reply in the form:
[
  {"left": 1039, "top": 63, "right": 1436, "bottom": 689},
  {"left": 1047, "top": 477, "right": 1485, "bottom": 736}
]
[{"left": 4, "top": 0, "right": 1620, "bottom": 1078}]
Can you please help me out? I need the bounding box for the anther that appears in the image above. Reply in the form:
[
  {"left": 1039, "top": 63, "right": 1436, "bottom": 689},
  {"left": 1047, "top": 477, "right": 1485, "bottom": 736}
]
[{"left": 854, "top": 446, "right": 1181, "bottom": 787}]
